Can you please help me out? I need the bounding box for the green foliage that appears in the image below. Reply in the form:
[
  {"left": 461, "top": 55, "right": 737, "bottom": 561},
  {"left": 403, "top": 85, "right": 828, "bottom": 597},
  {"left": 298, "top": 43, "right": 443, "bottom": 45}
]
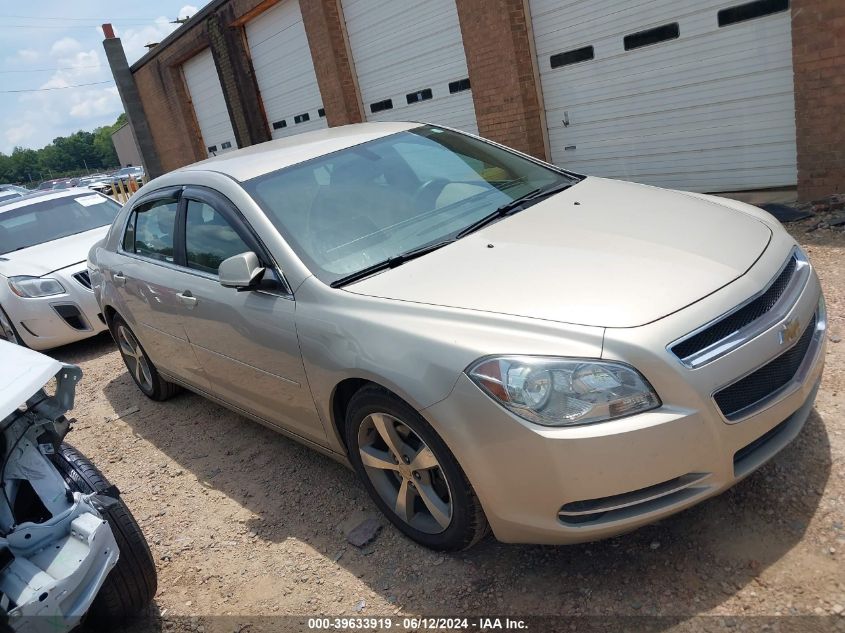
[{"left": 0, "top": 114, "right": 127, "bottom": 186}]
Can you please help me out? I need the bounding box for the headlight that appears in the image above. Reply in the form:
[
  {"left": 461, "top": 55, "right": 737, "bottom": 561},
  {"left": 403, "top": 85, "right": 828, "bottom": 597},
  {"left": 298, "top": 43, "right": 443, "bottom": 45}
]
[
  {"left": 8, "top": 276, "right": 66, "bottom": 298},
  {"left": 467, "top": 356, "right": 660, "bottom": 426}
]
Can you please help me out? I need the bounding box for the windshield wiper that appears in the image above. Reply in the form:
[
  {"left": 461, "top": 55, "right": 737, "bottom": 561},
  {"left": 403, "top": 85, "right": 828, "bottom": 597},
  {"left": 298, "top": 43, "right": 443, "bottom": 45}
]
[
  {"left": 330, "top": 239, "right": 455, "bottom": 288},
  {"left": 455, "top": 181, "right": 576, "bottom": 239}
]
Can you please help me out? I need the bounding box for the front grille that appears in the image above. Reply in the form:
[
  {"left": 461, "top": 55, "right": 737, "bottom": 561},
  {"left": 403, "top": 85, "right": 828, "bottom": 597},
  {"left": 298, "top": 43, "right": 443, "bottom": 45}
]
[
  {"left": 72, "top": 270, "right": 92, "bottom": 290},
  {"left": 672, "top": 255, "right": 797, "bottom": 360},
  {"left": 714, "top": 313, "right": 817, "bottom": 419}
]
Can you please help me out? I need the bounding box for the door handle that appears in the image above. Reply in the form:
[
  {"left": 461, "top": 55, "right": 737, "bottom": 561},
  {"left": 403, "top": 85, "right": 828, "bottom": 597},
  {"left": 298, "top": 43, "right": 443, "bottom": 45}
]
[
  {"left": 177, "top": 290, "right": 198, "bottom": 309},
  {"left": 113, "top": 272, "right": 126, "bottom": 287}
]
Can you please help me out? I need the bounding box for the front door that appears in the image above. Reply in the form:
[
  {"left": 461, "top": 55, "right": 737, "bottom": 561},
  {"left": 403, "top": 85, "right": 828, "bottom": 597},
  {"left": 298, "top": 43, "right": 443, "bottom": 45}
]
[{"left": 174, "top": 187, "right": 325, "bottom": 445}]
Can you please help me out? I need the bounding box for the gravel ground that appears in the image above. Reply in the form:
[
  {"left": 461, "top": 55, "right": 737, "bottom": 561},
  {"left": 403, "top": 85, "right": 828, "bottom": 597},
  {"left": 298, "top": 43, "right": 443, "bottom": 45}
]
[{"left": 47, "top": 220, "right": 844, "bottom": 632}]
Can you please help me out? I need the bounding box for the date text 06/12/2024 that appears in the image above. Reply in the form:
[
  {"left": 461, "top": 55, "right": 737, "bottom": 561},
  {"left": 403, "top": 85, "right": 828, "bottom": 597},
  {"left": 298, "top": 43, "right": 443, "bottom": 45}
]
[{"left": 307, "top": 617, "right": 528, "bottom": 630}]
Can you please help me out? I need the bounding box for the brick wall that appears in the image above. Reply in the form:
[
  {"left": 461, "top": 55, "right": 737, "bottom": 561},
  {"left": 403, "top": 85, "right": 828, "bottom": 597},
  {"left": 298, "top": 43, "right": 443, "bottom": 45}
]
[
  {"left": 455, "top": 0, "right": 546, "bottom": 160},
  {"left": 131, "top": 19, "right": 211, "bottom": 172},
  {"left": 211, "top": 4, "right": 272, "bottom": 148},
  {"left": 301, "top": 0, "right": 364, "bottom": 126},
  {"left": 792, "top": 0, "right": 845, "bottom": 201}
]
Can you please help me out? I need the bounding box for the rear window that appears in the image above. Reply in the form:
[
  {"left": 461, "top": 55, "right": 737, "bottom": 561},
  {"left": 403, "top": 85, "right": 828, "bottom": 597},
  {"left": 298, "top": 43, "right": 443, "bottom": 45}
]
[{"left": 0, "top": 193, "right": 121, "bottom": 255}]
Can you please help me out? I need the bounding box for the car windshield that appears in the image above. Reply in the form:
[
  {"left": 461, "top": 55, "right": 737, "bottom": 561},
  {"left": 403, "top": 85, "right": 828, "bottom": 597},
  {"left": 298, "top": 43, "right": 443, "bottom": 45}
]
[
  {"left": 244, "top": 125, "right": 579, "bottom": 285},
  {"left": 0, "top": 193, "right": 121, "bottom": 255}
]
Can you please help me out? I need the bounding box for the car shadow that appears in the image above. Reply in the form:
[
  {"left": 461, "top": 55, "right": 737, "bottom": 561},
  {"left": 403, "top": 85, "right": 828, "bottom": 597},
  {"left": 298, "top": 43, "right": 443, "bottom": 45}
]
[{"left": 95, "top": 367, "right": 832, "bottom": 624}]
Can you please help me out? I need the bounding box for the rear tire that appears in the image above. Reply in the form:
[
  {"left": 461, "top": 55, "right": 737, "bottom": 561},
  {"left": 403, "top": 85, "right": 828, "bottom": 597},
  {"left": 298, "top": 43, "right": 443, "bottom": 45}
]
[
  {"left": 50, "top": 443, "right": 157, "bottom": 627},
  {"left": 111, "top": 314, "right": 180, "bottom": 401}
]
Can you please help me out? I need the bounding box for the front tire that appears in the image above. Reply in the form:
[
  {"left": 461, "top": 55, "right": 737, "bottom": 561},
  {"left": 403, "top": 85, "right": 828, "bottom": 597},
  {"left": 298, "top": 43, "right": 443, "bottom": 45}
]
[
  {"left": 50, "top": 443, "right": 157, "bottom": 627},
  {"left": 111, "top": 315, "right": 180, "bottom": 401},
  {"left": 346, "top": 386, "right": 488, "bottom": 551}
]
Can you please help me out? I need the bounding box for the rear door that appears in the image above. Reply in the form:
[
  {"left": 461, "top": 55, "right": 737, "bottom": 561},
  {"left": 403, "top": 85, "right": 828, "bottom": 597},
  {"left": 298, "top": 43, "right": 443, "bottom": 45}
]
[
  {"left": 114, "top": 190, "right": 209, "bottom": 390},
  {"left": 173, "top": 186, "right": 326, "bottom": 445}
]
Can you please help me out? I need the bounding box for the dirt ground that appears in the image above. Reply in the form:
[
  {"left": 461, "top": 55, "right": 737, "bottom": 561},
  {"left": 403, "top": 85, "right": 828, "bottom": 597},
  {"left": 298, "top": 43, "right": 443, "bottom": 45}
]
[{"left": 49, "top": 219, "right": 844, "bottom": 632}]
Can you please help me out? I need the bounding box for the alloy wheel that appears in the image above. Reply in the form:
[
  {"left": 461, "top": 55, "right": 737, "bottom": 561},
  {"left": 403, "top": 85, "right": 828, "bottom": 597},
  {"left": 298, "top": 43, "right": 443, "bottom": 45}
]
[
  {"left": 0, "top": 309, "right": 20, "bottom": 345},
  {"left": 116, "top": 324, "right": 153, "bottom": 392},
  {"left": 357, "top": 412, "right": 453, "bottom": 534}
]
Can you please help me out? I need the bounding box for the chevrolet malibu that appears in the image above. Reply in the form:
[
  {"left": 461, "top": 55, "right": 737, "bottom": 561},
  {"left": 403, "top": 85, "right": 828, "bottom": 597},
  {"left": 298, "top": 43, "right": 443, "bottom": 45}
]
[
  {"left": 88, "top": 123, "right": 826, "bottom": 551},
  {"left": 0, "top": 189, "right": 119, "bottom": 348}
]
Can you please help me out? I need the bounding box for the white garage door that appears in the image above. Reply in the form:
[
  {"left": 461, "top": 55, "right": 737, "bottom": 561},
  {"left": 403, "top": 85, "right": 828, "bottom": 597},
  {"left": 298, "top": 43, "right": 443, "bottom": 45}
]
[
  {"left": 182, "top": 48, "right": 238, "bottom": 157},
  {"left": 245, "top": 0, "right": 327, "bottom": 139},
  {"left": 529, "top": 0, "right": 797, "bottom": 192},
  {"left": 341, "top": 0, "right": 478, "bottom": 134}
]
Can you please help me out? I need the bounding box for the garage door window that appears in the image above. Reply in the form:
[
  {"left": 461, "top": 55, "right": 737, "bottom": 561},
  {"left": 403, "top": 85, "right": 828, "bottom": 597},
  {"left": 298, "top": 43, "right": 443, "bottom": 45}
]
[
  {"left": 370, "top": 99, "right": 393, "bottom": 114},
  {"left": 550, "top": 46, "right": 594, "bottom": 69},
  {"left": 623, "top": 23, "right": 680, "bottom": 51},
  {"left": 184, "top": 200, "right": 250, "bottom": 274},
  {"left": 124, "top": 199, "right": 178, "bottom": 263},
  {"left": 718, "top": 0, "right": 789, "bottom": 27}
]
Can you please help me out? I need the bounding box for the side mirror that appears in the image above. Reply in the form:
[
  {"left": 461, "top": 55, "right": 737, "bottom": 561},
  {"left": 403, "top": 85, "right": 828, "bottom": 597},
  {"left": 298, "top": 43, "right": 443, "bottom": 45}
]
[{"left": 218, "top": 251, "right": 265, "bottom": 289}]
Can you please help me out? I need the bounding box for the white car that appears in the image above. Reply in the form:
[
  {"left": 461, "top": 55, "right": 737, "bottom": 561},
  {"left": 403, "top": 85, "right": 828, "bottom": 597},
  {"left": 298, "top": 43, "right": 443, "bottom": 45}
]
[{"left": 0, "top": 189, "right": 120, "bottom": 349}]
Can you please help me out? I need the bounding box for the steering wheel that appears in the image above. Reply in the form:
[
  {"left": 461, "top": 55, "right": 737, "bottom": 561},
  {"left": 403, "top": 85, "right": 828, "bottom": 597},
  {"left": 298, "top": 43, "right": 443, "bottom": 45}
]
[{"left": 414, "top": 178, "right": 450, "bottom": 211}]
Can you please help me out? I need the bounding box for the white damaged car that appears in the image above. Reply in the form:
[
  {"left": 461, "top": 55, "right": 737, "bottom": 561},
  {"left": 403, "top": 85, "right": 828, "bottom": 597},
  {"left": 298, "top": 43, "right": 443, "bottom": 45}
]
[
  {"left": 0, "top": 189, "right": 120, "bottom": 349},
  {"left": 0, "top": 341, "right": 155, "bottom": 630}
]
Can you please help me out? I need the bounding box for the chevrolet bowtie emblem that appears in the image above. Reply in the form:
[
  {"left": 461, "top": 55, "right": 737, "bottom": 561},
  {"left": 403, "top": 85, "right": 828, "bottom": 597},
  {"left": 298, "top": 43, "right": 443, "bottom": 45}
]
[{"left": 780, "top": 318, "right": 801, "bottom": 346}]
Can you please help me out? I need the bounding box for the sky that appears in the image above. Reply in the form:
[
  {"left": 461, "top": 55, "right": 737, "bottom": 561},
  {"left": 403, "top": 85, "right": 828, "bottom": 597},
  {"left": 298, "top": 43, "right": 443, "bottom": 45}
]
[{"left": 0, "top": 1, "right": 204, "bottom": 154}]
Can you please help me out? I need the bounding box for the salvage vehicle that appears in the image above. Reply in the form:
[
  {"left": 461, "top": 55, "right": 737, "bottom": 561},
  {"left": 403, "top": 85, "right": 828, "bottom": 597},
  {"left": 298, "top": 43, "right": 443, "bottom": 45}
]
[
  {"left": 0, "top": 189, "right": 119, "bottom": 349},
  {"left": 88, "top": 123, "right": 826, "bottom": 550},
  {"left": 0, "top": 340, "right": 156, "bottom": 629}
]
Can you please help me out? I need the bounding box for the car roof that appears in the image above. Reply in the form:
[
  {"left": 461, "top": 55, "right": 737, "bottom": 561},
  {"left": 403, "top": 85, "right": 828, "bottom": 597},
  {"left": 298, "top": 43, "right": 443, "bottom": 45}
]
[
  {"left": 178, "top": 121, "right": 421, "bottom": 182},
  {"left": 0, "top": 188, "right": 104, "bottom": 212}
]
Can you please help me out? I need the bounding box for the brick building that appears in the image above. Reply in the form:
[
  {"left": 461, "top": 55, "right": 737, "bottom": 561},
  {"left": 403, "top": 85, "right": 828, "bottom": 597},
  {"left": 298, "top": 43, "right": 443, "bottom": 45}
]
[{"left": 106, "top": 0, "right": 844, "bottom": 200}]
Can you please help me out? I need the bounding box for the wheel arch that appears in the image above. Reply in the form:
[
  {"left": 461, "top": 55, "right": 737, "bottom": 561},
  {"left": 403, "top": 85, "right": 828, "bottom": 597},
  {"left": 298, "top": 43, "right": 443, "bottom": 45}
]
[{"left": 329, "top": 377, "right": 431, "bottom": 455}]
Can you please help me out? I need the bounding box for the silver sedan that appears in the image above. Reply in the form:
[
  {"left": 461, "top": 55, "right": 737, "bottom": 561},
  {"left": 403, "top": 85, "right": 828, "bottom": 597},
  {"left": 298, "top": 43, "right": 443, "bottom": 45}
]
[{"left": 88, "top": 123, "right": 825, "bottom": 550}]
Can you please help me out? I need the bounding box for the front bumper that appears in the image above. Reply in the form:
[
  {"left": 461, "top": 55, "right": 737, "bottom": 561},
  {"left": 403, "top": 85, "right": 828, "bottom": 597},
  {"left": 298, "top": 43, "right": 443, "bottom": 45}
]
[
  {"left": 3, "top": 265, "right": 108, "bottom": 350},
  {"left": 424, "top": 262, "right": 826, "bottom": 545}
]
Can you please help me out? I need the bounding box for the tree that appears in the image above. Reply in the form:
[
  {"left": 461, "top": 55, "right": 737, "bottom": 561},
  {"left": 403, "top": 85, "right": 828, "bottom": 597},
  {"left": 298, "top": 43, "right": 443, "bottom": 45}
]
[
  {"left": 93, "top": 124, "right": 119, "bottom": 167},
  {"left": 0, "top": 113, "right": 127, "bottom": 185}
]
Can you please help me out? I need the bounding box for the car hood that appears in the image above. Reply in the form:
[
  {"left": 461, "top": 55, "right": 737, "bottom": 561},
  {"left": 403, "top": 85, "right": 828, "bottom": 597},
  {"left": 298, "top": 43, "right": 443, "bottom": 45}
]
[
  {"left": 346, "top": 177, "right": 772, "bottom": 328},
  {"left": 0, "top": 340, "right": 61, "bottom": 421},
  {"left": 0, "top": 225, "right": 109, "bottom": 278}
]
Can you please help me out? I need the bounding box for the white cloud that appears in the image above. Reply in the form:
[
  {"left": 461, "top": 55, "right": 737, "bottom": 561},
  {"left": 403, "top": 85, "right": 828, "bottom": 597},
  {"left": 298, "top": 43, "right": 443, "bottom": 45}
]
[
  {"left": 116, "top": 5, "right": 200, "bottom": 64},
  {"left": 5, "top": 122, "right": 36, "bottom": 148},
  {"left": 118, "top": 18, "right": 179, "bottom": 65},
  {"left": 0, "top": 5, "right": 203, "bottom": 153},
  {"left": 178, "top": 5, "right": 199, "bottom": 20},
  {"left": 18, "top": 49, "right": 39, "bottom": 63},
  {"left": 69, "top": 87, "right": 121, "bottom": 118},
  {"left": 50, "top": 37, "right": 82, "bottom": 58},
  {"left": 3, "top": 49, "right": 40, "bottom": 68}
]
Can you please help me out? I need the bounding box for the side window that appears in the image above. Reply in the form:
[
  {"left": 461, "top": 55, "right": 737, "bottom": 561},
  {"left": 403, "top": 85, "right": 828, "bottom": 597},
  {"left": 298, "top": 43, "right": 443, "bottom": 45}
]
[
  {"left": 124, "top": 199, "right": 178, "bottom": 262},
  {"left": 184, "top": 200, "right": 251, "bottom": 274}
]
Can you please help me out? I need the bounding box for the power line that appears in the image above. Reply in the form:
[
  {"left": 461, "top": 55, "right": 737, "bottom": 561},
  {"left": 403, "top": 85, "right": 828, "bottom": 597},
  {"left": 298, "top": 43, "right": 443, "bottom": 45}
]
[
  {"left": 0, "top": 23, "right": 169, "bottom": 30},
  {"left": 0, "top": 80, "right": 114, "bottom": 94},
  {"left": 0, "top": 65, "right": 102, "bottom": 74},
  {"left": 0, "top": 14, "right": 166, "bottom": 23}
]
